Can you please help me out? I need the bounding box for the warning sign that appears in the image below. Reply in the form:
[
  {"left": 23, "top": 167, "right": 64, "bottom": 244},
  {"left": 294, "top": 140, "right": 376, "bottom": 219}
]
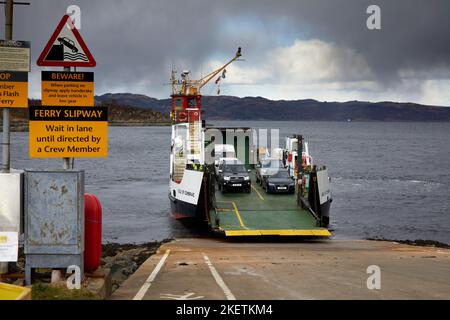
[
  {"left": 0, "top": 40, "right": 30, "bottom": 72},
  {"left": 29, "top": 106, "right": 108, "bottom": 158},
  {"left": 42, "top": 71, "right": 94, "bottom": 106},
  {"left": 37, "top": 15, "right": 96, "bottom": 67},
  {"left": 0, "top": 231, "right": 19, "bottom": 262},
  {"left": 0, "top": 71, "right": 28, "bottom": 108}
]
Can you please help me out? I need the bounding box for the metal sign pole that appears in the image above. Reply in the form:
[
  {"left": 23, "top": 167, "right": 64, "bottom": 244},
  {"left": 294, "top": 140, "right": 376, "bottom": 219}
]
[
  {"left": 53, "top": 66, "right": 71, "bottom": 282},
  {"left": 62, "top": 66, "right": 72, "bottom": 169},
  {"left": 1, "top": 0, "right": 13, "bottom": 173}
]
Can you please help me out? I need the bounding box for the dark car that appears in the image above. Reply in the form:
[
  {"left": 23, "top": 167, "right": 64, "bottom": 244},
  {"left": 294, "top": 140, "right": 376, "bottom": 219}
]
[
  {"left": 261, "top": 168, "right": 295, "bottom": 194},
  {"left": 217, "top": 160, "right": 251, "bottom": 193},
  {"left": 255, "top": 158, "right": 285, "bottom": 185}
]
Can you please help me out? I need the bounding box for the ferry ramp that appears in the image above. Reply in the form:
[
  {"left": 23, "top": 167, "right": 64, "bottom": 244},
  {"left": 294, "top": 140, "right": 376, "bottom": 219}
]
[
  {"left": 209, "top": 172, "right": 330, "bottom": 237},
  {"left": 112, "top": 238, "right": 450, "bottom": 300}
]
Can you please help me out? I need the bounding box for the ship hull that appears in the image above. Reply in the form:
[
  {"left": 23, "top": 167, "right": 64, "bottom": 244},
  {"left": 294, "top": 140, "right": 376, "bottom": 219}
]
[
  {"left": 169, "top": 168, "right": 205, "bottom": 219},
  {"left": 169, "top": 193, "right": 204, "bottom": 219}
]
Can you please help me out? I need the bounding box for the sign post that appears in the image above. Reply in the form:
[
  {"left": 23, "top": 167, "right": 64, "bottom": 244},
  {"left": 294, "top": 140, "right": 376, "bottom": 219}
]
[
  {"left": 0, "top": 0, "right": 30, "bottom": 276},
  {"left": 62, "top": 66, "right": 71, "bottom": 169},
  {"left": 32, "top": 14, "right": 105, "bottom": 162},
  {"left": 2, "top": 0, "right": 13, "bottom": 173},
  {"left": 27, "top": 13, "right": 102, "bottom": 284},
  {"left": 1, "top": 1, "right": 30, "bottom": 173}
]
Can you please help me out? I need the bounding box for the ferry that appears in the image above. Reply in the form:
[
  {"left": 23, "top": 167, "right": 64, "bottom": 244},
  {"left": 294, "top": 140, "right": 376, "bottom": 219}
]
[{"left": 168, "top": 48, "right": 332, "bottom": 236}]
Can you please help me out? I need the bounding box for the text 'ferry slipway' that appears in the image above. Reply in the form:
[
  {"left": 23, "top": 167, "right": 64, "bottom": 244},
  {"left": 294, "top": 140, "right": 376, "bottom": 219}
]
[{"left": 168, "top": 48, "right": 332, "bottom": 237}]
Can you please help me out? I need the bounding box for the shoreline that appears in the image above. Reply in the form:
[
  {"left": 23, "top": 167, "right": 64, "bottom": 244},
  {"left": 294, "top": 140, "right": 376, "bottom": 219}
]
[
  {"left": 0, "top": 122, "right": 172, "bottom": 132},
  {"left": 365, "top": 238, "right": 450, "bottom": 249},
  {"left": 3, "top": 119, "right": 450, "bottom": 133}
]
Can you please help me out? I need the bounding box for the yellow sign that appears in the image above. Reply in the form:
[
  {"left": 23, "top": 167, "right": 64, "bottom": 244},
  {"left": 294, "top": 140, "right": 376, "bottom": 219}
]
[
  {"left": 41, "top": 71, "right": 94, "bottom": 106},
  {"left": 0, "top": 71, "right": 28, "bottom": 108},
  {"left": 29, "top": 106, "right": 108, "bottom": 158}
]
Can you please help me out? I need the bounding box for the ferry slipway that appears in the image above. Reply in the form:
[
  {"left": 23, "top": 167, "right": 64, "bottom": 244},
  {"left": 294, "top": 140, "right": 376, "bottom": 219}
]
[{"left": 112, "top": 238, "right": 450, "bottom": 300}]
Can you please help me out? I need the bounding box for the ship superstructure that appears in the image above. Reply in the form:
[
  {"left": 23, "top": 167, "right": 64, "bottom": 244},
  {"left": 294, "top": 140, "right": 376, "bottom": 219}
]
[{"left": 169, "top": 48, "right": 242, "bottom": 218}]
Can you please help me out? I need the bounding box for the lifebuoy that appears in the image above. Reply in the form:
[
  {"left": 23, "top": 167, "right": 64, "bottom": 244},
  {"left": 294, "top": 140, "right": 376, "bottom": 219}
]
[
  {"left": 177, "top": 112, "right": 187, "bottom": 122},
  {"left": 188, "top": 110, "right": 200, "bottom": 121}
]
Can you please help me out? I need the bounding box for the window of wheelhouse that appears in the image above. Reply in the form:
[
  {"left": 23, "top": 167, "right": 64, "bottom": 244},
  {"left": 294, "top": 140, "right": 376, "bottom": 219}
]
[
  {"left": 187, "top": 97, "right": 198, "bottom": 108},
  {"left": 174, "top": 97, "right": 183, "bottom": 111}
]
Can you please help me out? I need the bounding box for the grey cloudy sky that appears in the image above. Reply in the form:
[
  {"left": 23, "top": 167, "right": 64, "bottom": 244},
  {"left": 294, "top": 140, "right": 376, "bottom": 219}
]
[{"left": 4, "top": 0, "right": 450, "bottom": 105}]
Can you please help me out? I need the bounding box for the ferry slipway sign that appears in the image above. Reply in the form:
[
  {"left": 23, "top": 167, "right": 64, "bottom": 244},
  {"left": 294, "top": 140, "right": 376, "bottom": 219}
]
[
  {"left": 30, "top": 15, "right": 105, "bottom": 158},
  {"left": 29, "top": 106, "right": 108, "bottom": 158},
  {"left": 37, "top": 15, "right": 96, "bottom": 67}
]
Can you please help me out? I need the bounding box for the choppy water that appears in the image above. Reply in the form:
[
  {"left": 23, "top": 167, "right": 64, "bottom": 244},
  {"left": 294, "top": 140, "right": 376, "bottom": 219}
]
[{"left": 2, "top": 121, "right": 450, "bottom": 244}]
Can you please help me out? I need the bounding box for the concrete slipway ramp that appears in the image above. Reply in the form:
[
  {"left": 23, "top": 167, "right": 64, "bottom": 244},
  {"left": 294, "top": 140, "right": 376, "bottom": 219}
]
[{"left": 112, "top": 238, "right": 450, "bottom": 300}]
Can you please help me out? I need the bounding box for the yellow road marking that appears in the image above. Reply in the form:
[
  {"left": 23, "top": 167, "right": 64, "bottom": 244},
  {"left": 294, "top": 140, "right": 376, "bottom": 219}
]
[
  {"left": 215, "top": 201, "right": 248, "bottom": 229},
  {"left": 226, "top": 229, "right": 261, "bottom": 236},
  {"left": 225, "top": 229, "right": 332, "bottom": 236},
  {"left": 231, "top": 201, "right": 248, "bottom": 229},
  {"left": 251, "top": 185, "right": 265, "bottom": 201}
]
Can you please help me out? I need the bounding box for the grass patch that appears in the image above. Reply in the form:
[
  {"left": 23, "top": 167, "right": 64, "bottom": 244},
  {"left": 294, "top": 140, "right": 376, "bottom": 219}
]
[{"left": 32, "top": 282, "right": 100, "bottom": 300}]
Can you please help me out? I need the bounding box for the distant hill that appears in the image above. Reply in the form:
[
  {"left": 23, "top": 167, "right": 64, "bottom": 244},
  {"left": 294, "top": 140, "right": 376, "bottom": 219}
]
[
  {"left": 95, "top": 93, "right": 450, "bottom": 122},
  {"left": 100, "top": 100, "right": 169, "bottom": 126}
]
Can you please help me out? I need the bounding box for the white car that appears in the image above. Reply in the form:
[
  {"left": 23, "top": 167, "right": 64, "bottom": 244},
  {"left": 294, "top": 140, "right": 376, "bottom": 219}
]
[
  {"left": 214, "top": 144, "right": 235, "bottom": 158},
  {"left": 213, "top": 144, "right": 236, "bottom": 175}
]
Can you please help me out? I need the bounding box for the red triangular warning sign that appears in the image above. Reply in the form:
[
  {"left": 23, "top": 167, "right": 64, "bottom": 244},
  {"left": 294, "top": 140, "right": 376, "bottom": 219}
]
[{"left": 37, "top": 15, "right": 96, "bottom": 67}]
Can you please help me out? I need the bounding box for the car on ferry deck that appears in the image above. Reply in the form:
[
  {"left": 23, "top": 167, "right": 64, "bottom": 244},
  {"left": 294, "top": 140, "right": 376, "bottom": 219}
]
[
  {"left": 217, "top": 159, "right": 251, "bottom": 193},
  {"left": 261, "top": 167, "right": 295, "bottom": 194},
  {"left": 255, "top": 158, "right": 285, "bottom": 185}
]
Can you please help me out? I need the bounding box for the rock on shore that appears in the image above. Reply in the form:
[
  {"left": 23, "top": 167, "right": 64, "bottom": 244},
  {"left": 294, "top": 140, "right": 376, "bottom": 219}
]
[{"left": 101, "top": 240, "right": 171, "bottom": 292}]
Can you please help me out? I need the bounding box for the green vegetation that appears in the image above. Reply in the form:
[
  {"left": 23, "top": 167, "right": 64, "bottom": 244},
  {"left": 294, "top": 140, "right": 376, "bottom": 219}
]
[
  {"left": 31, "top": 282, "right": 100, "bottom": 300},
  {"left": 102, "top": 99, "right": 169, "bottom": 126}
]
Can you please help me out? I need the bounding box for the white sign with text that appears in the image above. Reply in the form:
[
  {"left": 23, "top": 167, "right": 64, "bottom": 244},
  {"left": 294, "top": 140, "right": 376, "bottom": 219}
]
[{"left": 0, "top": 231, "right": 19, "bottom": 262}]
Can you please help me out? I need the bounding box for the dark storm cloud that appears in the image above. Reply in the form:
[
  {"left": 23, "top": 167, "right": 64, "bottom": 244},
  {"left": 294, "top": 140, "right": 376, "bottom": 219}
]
[
  {"left": 3, "top": 0, "right": 449, "bottom": 97},
  {"left": 222, "top": 0, "right": 450, "bottom": 83}
]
